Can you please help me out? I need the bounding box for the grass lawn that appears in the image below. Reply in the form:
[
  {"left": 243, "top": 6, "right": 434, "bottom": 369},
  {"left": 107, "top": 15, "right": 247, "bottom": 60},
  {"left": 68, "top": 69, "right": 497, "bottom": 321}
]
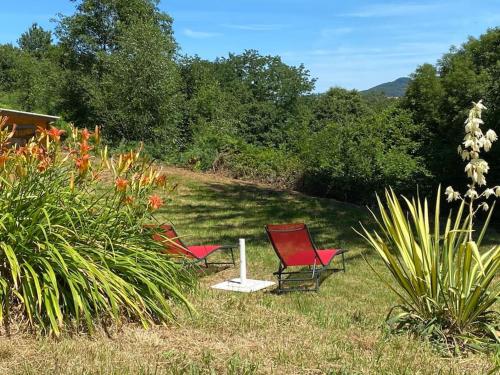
[{"left": 1, "top": 167, "right": 498, "bottom": 374}]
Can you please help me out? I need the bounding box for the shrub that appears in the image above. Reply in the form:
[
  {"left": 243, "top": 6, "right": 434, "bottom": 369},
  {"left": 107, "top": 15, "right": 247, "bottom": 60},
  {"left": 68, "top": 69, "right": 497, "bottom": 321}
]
[
  {"left": 178, "top": 121, "right": 240, "bottom": 171},
  {"left": 179, "top": 123, "right": 302, "bottom": 188},
  {"left": 358, "top": 101, "right": 500, "bottom": 353},
  {"left": 301, "top": 106, "right": 428, "bottom": 202},
  {"left": 359, "top": 188, "right": 499, "bottom": 352},
  {"left": 222, "top": 144, "right": 302, "bottom": 189},
  {"left": 0, "top": 118, "right": 193, "bottom": 335}
]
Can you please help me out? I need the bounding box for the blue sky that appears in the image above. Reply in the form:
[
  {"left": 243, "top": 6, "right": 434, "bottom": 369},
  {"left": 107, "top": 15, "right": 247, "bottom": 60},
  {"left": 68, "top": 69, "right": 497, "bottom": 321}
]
[{"left": 2, "top": 1, "right": 499, "bottom": 91}]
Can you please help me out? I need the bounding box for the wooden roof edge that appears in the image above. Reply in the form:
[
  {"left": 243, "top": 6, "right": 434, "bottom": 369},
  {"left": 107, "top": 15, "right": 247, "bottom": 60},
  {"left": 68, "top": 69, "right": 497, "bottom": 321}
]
[{"left": 0, "top": 108, "right": 61, "bottom": 121}]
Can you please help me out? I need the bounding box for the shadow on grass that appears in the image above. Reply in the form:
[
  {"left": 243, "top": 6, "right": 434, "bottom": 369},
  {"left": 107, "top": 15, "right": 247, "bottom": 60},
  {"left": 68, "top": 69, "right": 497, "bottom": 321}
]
[{"left": 159, "top": 180, "right": 372, "bottom": 250}]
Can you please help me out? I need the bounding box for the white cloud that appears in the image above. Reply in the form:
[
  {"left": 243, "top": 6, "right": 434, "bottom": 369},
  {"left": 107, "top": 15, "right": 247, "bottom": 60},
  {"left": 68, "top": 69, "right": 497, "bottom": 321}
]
[
  {"left": 221, "top": 24, "right": 287, "bottom": 31},
  {"left": 183, "top": 28, "right": 222, "bottom": 39}
]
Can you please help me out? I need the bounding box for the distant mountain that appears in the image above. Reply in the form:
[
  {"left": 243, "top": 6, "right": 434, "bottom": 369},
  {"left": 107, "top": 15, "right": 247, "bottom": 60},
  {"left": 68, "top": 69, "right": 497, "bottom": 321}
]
[{"left": 362, "top": 77, "right": 410, "bottom": 97}]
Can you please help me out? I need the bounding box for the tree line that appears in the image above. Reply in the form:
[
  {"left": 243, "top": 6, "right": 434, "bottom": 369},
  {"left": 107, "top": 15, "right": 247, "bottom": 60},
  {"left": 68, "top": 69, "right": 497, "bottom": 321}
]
[{"left": 1, "top": 0, "right": 499, "bottom": 204}]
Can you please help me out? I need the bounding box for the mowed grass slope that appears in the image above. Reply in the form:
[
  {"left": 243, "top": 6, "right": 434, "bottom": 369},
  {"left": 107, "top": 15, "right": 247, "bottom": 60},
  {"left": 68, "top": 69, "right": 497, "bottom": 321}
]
[{"left": 1, "top": 168, "right": 498, "bottom": 374}]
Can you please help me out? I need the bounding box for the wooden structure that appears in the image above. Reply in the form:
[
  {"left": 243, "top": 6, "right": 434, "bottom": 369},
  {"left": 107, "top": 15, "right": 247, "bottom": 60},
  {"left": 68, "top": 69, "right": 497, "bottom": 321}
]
[{"left": 0, "top": 108, "right": 60, "bottom": 146}]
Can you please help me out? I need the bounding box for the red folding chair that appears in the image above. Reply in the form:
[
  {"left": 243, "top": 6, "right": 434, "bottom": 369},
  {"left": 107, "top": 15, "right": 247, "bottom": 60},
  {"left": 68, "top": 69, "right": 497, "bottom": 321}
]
[
  {"left": 265, "top": 223, "right": 347, "bottom": 292},
  {"left": 146, "top": 224, "right": 236, "bottom": 267}
]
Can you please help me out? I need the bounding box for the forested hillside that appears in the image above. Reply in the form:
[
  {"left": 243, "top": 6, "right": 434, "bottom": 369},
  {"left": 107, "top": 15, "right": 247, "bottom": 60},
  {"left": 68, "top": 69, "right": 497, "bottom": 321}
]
[
  {"left": 362, "top": 77, "right": 410, "bottom": 97},
  {"left": 1, "top": 0, "right": 499, "bottom": 204}
]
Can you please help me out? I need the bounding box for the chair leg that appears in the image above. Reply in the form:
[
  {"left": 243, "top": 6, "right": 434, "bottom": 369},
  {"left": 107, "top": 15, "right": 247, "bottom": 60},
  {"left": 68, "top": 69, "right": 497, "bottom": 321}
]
[
  {"left": 230, "top": 247, "right": 235, "bottom": 265},
  {"left": 276, "top": 263, "right": 284, "bottom": 293},
  {"left": 314, "top": 265, "right": 320, "bottom": 291},
  {"left": 342, "top": 252, "right": 346, "bottom": 272},
  {"left": 275, "top": 264, "right": 326, "bottom": 293}
]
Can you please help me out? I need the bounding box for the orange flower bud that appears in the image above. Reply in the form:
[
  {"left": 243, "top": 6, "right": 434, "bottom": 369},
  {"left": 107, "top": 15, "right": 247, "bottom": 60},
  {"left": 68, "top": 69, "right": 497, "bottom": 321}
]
[
  {"left": 123, "top": 195, "right": 134, "bottom": 205},
  {"left": 81, "top": 128, "right": 91, "bottom": 141},
  {"left": 155, "top": 174, "right": 167, "bottom": 187},
  {"left": 75, "top": 154, "right": 90, "bottom": 173},
  {"left": 0, "top": 153, "right": 9, "bottom": 167}
]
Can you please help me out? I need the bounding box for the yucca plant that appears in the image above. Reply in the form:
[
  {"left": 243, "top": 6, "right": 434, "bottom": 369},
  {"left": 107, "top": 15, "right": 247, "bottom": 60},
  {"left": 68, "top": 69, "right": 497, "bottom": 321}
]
[
  {"left": 358, "top": 101, "right": 500, "bottom": 353},
  {"left": 0, "top": 118, "right": 194, "bottom": 336}
]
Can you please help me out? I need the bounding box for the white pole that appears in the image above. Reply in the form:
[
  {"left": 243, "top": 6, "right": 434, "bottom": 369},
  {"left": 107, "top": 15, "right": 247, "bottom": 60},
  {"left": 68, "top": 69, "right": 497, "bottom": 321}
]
[{"left": 239, "top": 238, "right": 247, "bottom": 283}]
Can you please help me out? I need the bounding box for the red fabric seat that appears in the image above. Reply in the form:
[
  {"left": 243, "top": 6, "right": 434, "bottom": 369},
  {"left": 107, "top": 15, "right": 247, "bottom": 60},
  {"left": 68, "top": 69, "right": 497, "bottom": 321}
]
[
  {"left": 146, "top": 224, "right": 231, "bottom": 264},
  {"left": 186, "top": 245, "right": 222, "bottom": 259},
  {"left": 266, "top": 223, "right": 343, "bottom": 267},
  {"left": 285, "top": 249, "right": 339, "bottom": 266}
]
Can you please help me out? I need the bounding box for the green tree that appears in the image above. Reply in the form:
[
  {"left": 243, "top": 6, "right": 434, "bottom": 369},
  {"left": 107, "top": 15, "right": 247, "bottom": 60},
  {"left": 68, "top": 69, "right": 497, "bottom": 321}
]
[
  {"left": 213, "top": 50, "right": 315, "bottom": 146},
  {"left": 17, "top": 23, "right": 52, "bottom": 58},
  {"left": 0, "top": 44, "right": 19, "bottom": 91},
  {"left": 178, "top": 56, "right": 239, "bottom": 151},
  {"left": 14, "top": 52, "right": 62, "bottom": 112},
  {"left": 402, "top": 64, "right": 444, "bottom": 128},
  {"left": 402, "top": 28, "right": 500, "bottom": 190},
  {"left": 310, "top": 87, "right": 369, "bottom": 132},
  {"left": 0, "top": 42, "right": 61, "bottom": 113},
  {"left": 56, "top": 0, "right": 181, "bottom": 154}
]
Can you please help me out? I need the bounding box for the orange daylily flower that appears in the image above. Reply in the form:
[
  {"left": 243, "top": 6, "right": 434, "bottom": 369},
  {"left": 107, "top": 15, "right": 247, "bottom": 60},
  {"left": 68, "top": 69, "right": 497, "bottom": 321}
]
[
  {"left": 79, "top": 141, "right": 92, "bottom": 154},
  {"left": 115, "top": 177, "right": 129, "bottom": 192},
  {"left": 148, "top": 195, "right": 163, "bottom": 210},
  {"left": 48, "top": 127, "right": 65, "bottom": 142},
  {"left": 16, "top": 146, "right": 27, "bottom": 156},
  {"left": 30, "top": 145, "right": 45, "bottom": 161}
]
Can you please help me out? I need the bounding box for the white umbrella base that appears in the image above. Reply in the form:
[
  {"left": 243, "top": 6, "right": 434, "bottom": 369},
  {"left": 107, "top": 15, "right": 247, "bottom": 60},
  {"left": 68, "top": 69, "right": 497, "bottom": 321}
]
[{"left": 211, "top": 278, "right": 275, "bottom": 293}]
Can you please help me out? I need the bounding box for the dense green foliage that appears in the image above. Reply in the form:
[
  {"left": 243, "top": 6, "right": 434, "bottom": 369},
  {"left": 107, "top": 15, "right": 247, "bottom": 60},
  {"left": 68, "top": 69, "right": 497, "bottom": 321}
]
[
  {"left": 402, "top": 28, "right": 500, "bottom": 192},
  {"left": 300, "top": 104, "right": 427, "bottom": 201},
  {"left": 1, "top": 1, "right": 499, "bottom": 204},
  {"left": 55, "top": 0, "right": 181, "bottom": 157}
]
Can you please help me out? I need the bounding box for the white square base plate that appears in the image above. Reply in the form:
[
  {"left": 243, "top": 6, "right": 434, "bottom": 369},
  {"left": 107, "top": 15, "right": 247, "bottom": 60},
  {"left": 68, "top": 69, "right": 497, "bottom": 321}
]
[{"left": 211, "top": 278, "right": 275, "bottom": 293}]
